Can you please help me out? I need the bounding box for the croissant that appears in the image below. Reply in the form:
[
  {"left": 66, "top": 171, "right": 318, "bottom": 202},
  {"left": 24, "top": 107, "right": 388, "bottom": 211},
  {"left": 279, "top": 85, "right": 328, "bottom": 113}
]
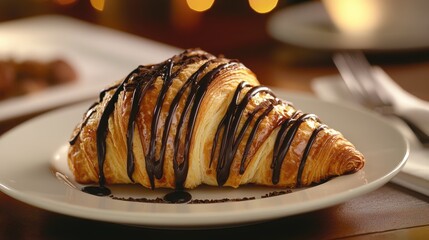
[{"left": 68, "top": 48, "right": 364, "bottom": 191}]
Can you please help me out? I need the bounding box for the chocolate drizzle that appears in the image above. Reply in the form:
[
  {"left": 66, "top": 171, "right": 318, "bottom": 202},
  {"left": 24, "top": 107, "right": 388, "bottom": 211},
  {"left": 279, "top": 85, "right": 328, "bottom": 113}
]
[
  {"left": 172, "top": 61, "right": 240, "bottom": 189},
  {"left": 96, "top": 71, "right": 138, "bottom": 186},
  {"left": 271, "top": 113, "right": 319, "bottom": 185},
  {"left": 296, "top": 124, "right": 327, "bottom": 186},
  {"left": 211, "top": 82, "right": 280, "bottom": 186},
  {"left": 69, "top": 102, "right": 97, "bottom": 145},
  {"left": 69, "top": 49, "right": 327, "bottom": 193}
]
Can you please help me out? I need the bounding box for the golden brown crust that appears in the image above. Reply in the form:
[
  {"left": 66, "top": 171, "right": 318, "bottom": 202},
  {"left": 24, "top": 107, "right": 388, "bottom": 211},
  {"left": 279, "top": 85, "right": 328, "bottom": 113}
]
[{"left": 68, "top": 49, "right": 365, "bottom": 189}]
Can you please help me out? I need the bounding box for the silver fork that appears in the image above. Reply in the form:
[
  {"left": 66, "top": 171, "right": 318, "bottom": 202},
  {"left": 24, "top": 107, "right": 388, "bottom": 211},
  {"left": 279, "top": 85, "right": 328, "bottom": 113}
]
[{"left": 333, "top": 51, "right": 429, "bottom": 146}]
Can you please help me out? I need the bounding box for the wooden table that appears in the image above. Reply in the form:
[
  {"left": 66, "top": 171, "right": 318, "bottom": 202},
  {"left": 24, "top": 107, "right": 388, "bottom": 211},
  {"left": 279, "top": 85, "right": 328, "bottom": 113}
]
[{"left": 1, "top": 2, "right": 429, "bottom": 239}]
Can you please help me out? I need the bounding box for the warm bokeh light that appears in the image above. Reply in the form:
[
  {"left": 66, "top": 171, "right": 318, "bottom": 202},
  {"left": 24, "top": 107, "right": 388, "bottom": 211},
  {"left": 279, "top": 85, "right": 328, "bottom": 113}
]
[
  {"left": 323, "top": 0, "right": 381, "bottom": 35},
  {"left": 90, "top": 0, "right": 105, "bottom": 11},
  {"left": 53, "top": 0, "right": 77, "bottom": 5},
  {"left": 248, "top": 0, "right": 278, "bottom": 14},
  {"left": 186, "top": 0, "right": 215, "bottom": 12},
  {"left": 172, "top": 0, "right": 202, "bottom": 30}
]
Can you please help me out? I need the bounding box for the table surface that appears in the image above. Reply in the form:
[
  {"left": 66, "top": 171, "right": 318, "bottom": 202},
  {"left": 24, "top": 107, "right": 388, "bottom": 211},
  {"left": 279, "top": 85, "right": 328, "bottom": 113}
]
[{"left": 0, "top": 2, "right": 429, "bottom": 239}]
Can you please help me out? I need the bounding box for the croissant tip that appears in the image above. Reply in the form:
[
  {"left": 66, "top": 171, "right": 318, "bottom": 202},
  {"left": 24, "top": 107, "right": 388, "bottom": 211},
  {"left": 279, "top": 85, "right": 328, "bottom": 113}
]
[{"left": 344, "top": 151, "right": 365, "bottom": 174}]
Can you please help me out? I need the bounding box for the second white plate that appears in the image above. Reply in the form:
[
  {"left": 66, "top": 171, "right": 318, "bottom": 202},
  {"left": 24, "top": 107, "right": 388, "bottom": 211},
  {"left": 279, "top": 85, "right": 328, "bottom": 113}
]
[
  {"left": 268, "top": 2, "right": 429, "bottom": 50},
  {"left": 0, "top": 15, "right": 179, "bottom": 121}
]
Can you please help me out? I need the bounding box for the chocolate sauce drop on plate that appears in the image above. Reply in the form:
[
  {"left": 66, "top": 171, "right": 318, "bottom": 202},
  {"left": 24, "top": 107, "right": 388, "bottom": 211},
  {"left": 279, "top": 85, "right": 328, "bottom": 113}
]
[
  {"left": 82, "top": 186, "right": 111, "bottom": 197},
  {"left": 163, "top": 191, "right": 192, "bottom": 203}
]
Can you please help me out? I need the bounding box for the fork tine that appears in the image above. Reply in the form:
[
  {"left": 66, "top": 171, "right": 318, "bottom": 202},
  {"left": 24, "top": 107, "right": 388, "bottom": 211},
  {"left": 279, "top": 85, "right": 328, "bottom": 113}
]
[
  {"left": 348, "top": 52, "right": 386, "bottom": 106},
  {"left": 353, "top": 53, "right": 395, "bottom": 107},
  {"left": 333, "top": 52, "right": 429, "bottom": 145},
  {"left": 333, "top": 52, "right": 387, "bottom": 109},
  {"left": 332, "top": 52, "right": 370, "bottom": 106}
]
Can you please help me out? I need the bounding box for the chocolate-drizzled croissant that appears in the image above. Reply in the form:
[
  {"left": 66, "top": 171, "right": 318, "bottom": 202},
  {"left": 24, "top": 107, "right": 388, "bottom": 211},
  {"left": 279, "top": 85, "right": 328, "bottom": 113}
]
[{"left": 68, "top": 49, "right": 364, "bottom": 190}]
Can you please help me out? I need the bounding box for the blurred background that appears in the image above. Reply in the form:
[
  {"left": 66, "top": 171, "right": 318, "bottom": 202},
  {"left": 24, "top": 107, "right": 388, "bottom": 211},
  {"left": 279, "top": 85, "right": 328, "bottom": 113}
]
[
  {"left": 0, "top": 0, "right": 428, "bottom": 101},
  {"left": 0, "top": 0, "right": 299, "bottom": 52}
]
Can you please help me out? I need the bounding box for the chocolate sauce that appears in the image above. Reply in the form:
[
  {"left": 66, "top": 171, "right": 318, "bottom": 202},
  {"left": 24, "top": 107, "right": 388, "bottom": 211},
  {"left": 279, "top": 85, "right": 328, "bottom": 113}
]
[
  {"left": 296, "top": 124, "right": 327, "bottom": 186},
  {"left": 68, "top": 102, "right": 97, "bottom": 145},
  {"left": 96, "top": 71, "right": 138, "bottom": 186},
  {"left": 70, "top": 49, "right": 327, "bottom": 195},
  {"left": 111, "top": 190, "right": 291, "bottom": 204},
  {"left": 68, "top": 84, "right": 120, "bottom": 145},
  {"left": 126, "top": 66, "right": 161, "bottom": 183},
  {"left": 172, "top": 61, "right": 240, "bottom": 189},
  {"left": 163, "top": 191, "right": 192, "bottom": 203},
  {"left": 211, "top": 83, "right": 279, "bottom": 186},
  {"left": 81, "top": 185, "right": 111, "bottom": 196},
  {"left": 271, "top": 113, "right": 319, "bottom": 184}
]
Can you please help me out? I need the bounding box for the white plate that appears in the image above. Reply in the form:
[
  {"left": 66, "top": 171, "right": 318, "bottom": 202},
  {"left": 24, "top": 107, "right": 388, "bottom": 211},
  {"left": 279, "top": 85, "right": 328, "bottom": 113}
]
[
  {"left": 267, "top": 2, "right": 429, "bottom": 50},
  {"left": 0, "top": 89, "right": 408, "bottom": 228},
  {"left": 0, "top": 15, "right": 180, "bottom": 122}
]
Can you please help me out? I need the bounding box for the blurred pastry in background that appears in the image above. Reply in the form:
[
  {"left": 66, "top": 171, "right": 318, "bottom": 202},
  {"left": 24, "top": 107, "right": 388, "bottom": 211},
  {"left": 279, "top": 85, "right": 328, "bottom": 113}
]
[{"left": 0, "top": 58, "right": 77, "bottom": 100}]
